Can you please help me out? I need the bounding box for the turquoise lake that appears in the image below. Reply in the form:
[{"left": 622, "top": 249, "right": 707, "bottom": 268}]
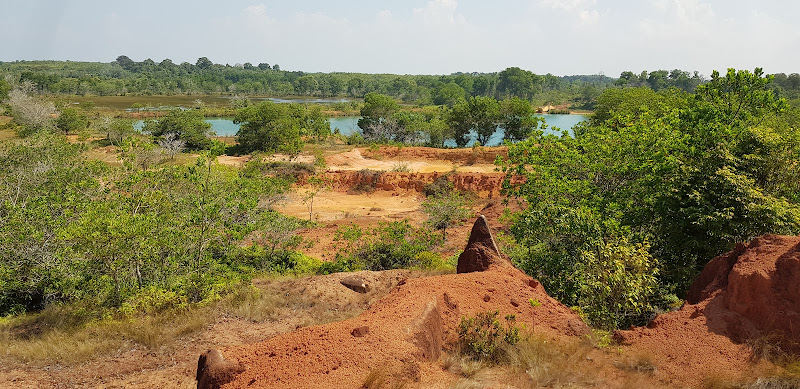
[{"left": 137, "top": 114, "right": 587, "bottom": 147}]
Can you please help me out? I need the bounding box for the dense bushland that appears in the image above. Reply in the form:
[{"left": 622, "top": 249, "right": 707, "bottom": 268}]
[
  {"left": 0, "top": 134, "right": 305, "bottom": 315},
  {"left": 500, "top": 68, "right": 800, "bottom": 329}
]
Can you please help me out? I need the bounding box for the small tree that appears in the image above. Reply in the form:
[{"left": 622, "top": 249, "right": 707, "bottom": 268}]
[
  {"left": 302, "top": 174, "right": 330, "bottom": 221},
  {"left": 6, "top": 82, "right": 56, "bottom": 135},
  {"left": 234, "top": 101, "right": 304, "bottom": 155},
  {"left": 457, "top": 310, "right": 520, "bottom": 362},
  {"left": 157, "top": 132, "right": 186, "bottom": 160},
  {"left": 576, "top": 239, "right": 661, "bottom": 330},
  {"left": 56, "top": 107, "right": 88, "bottom": 135},
  {"left": 250, "top": 211, "right": 304, "bottom": 267},
  {"left": 229, "top": 95, "right": 250, "bottom": 109},
  {"left": 131, "top": 103, "right": 145, "bottom": 113},
  {"left": 107, "top": 119, "right": 136, "bottom": 146},
  {"left": 144, "top": 110, "right": 213, "bottom": 150},
  {"left": 421, "top": 191, "right": 472, "bottom": 241}
]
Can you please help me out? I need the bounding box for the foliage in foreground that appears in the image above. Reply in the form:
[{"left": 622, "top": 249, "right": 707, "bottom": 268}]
[
  {"left": 500, "top": 68, "right": 800, "bottom": 330},
  {"left": 0, "top": 134, "right": 303, "bottom": 315}
]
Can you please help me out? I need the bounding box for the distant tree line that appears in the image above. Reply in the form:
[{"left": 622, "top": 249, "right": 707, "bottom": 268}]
[{"left": 0, "top": 58, "right": 617, "bottom": 105}]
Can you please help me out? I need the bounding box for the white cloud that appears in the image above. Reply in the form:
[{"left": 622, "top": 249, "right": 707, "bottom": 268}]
[
  {"left": 539, "top": 0, "right": 597, "bottom": 12},
  {"left": 243, "top": 4, "right": 274, "bottom": 29},
  {"left": 244, "top": 4, "right": 266, "bottom": 17},
  {"left": 578, "top": 9, "right": 600, "bottom": 25},
  {"left": 377, "top": 10, "right": 392, "bottom": 20},
  {"left": 537, "top": 0, "right": 601, "bottom": 27},
  {"left": 413, "top": 0, "right": 463, "bottom": 25},
  {"left": 655, "top": 0, "right": 715, "bottom": 24}
]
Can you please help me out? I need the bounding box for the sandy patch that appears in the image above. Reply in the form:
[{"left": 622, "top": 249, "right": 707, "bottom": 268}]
[
  {"left": 325, "top": 148, "right": 497, "bottom": 173},
  {"left": 276, "top": 190, "right": 423, "bottom": 223}
]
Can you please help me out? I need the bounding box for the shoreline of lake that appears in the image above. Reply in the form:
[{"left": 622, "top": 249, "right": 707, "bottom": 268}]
[{"left": 136, "top": 113, "right": 587, "bottom": 147}]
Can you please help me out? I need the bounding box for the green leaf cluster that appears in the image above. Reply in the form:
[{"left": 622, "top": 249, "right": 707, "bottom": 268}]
[
  {"left": 55, "top": 107, "right": 89, "bottom": 135},
  {"left": 144, "top": 109, "right": 213, "bottom": 150}
]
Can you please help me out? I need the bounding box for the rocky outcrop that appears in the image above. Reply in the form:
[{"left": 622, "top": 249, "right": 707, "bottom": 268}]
[
  {"left": 196, "top": 349, "right": 244, "bottom": 389},
  {"left": 340, "top": 276, "right": 369, "bottom": 293},
  {"left": 456, "top": 215, "right": 508, "bottom": 273},
  {"left": 614, "top": 235, "right": 800, "bottom": 385}
]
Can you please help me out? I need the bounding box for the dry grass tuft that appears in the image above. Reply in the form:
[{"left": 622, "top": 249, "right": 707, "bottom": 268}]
[
  {"left": 361, "top": 364, "right": 409, "bottom": 389},
  {"left": 115, "top": 310, "right": 209, "bottom": 349},
  {"left": 1, "top": 328, "right": 122, "bottom": 365},
  {"left": 362, "top": 367, "right": 389, "bottom": 389},
  {"left": 219, "top": 285, "right": 280, "bottom": 322},
  {"left": 444, "top": 332, "right": 601, "bottom": 388},
  {"left": 614, "top": 352, "right": 657, "bottom": 375},
  {"left": 748, "top": 334, "right": 796, "bottom": 365}
]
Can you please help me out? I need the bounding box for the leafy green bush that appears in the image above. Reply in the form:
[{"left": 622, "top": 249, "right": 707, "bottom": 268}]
[
  {"left": 457, "top": 310, "right": 521, "bottom": 362},
  {"left": 144, "top": 109, "right": 214, "bottom": 150},
  {"left": 346, "top": 132, "right": 365, "bottom": 145},
  {"left": 325, "top": 221, "right": 442, "bottom": 272},
  {"left": 412, "top": 251, "right": 451, "bottom": 270},
  {"left": 421, "top": 190, "right": 472, "bottom": 241},
  {"left": 576, "top": 239, "right": 663, "bottom": 330}
]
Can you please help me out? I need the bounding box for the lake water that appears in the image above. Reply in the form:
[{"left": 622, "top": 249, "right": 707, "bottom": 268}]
[
  {"left": 257, "top": 97, "right": 354, "bottom": 104},
  {"left": 136, "top": 113, "right": 587, "bottom": 146},
  {"left": 330, "top": 114, "right": 587, "bottom": 147},
  {"left": 134, "top": 118, "right": 240, "bottom": 136}
]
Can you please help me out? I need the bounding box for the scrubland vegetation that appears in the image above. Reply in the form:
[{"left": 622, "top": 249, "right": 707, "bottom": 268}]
[{"left": 2, "top": 61, "right": 800, "bottom": 387}]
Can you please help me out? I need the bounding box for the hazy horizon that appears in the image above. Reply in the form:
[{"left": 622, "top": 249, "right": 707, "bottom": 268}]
[{"left": 3, "top": 0, "right": 799, "bottom": 77}]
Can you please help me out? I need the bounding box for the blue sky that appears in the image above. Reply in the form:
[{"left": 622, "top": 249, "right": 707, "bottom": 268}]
[{"left": 2, "top": 0, "right": 799, "bottom": 76}]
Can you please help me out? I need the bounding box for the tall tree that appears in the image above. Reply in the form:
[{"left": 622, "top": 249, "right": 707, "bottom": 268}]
[
  {"left": 497, "top": 67, "right": 537, "bottom": 99},
  {"left": 501, "top": 97, "right": 540, "bottom": 142},
  {"left": 446, "top": 96, "right": 501, "bottom": 147},
  {"left": 196, "top": 57, "right": 213, "bottom": 70},
  {"left": 358, "top": 92, "right": 399, "bottom": 135},
  {"left": 433, "top": 82, "right": 466, "bottom": 107}
]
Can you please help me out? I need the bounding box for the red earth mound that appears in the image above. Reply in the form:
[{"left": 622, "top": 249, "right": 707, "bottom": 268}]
[
  {"left": 197, "top": 217, "right": 587, "bottom": 388},
  {"left": 616, "top": 234, "right": 800, "bottom": 386}
]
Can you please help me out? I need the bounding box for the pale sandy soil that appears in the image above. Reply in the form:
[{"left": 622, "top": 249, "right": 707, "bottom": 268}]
[
  {"left": 325, "top": 148, "right": 497, "bottom": 173},
  {"left": 276, "top": 190, "right": 423, "bottom": 222}
]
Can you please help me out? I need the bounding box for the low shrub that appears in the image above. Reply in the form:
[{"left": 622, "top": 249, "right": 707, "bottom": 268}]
[
  {"left": 350, "top": 169, "right": 383, "bottom": 194},
  {"left": 457, "top": 310, "right": 521, "bottom": 363},
  {"left": 422, "top": 173, "right": 454, "bottom": 197}
]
